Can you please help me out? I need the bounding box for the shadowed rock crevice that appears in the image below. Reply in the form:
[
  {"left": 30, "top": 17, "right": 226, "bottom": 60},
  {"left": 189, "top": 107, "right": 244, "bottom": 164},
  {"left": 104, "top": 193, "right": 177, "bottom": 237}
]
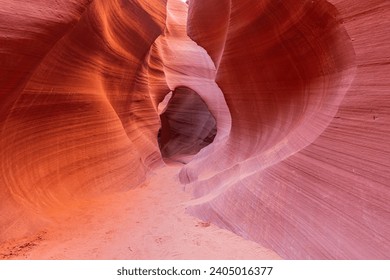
[{"left": 158, "top": 87, "right": 217, "bottom": 162}]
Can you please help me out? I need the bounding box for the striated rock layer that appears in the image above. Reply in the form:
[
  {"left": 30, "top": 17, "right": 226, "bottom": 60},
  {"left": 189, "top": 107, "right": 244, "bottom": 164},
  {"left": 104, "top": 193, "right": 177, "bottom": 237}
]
[
  {"left": 0, "top": 0, "right": 389, "bottom": 259},
  {"left": 185, "top": 0, "right": 390, "bottom": 259},
  {"left": 0, "top": 0, "right": 169, "bottom": 240}
]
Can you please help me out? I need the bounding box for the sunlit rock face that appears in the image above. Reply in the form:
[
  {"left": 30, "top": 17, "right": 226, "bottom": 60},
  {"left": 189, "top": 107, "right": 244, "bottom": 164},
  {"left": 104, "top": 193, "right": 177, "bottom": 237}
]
[
  {"left": 0, "top": 0, "right": 168, "bottom": 240},
  {"left": 0, "top": 0, "right": 389, "bottom": 259}
]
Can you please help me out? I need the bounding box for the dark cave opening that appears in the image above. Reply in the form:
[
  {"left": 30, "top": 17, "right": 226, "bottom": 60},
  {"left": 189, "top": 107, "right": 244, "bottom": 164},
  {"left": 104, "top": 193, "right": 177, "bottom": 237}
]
[{"left": 158, "top": 86, "right": 217, "bottom": 162}]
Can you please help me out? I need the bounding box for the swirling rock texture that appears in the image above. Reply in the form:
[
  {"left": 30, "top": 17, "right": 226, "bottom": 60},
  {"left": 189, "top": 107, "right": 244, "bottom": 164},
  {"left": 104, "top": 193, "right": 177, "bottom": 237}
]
[
  {"left": 0, "top": 0, "right": 389, "bottom": 259},
  {"left": 0, "top": 0, "right": 168, "bottom": 247}
]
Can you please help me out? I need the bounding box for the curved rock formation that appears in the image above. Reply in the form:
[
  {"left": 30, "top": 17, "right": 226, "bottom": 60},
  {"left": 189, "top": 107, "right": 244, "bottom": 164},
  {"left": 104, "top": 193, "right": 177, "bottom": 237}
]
[
  {"left": 0, "top": 0, "right": 168, "bottom": 240},
  {"left": 184, "top": 0, "right": 389, "bottom": 259},
  {"left": 0, "top": 0, "right": 389, "bottom": 259}
]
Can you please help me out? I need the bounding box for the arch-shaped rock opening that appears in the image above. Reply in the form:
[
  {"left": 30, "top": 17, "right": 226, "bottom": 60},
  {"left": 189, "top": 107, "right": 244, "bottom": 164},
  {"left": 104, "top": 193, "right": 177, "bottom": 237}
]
[{"left": 158, "top": 86, "right": 217, "bottom": 162}]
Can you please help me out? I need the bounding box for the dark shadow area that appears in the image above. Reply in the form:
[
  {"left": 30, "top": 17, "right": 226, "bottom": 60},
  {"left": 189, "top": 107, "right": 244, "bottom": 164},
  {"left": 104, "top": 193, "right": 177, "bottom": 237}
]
[{"left": 158, "top": 86, "right": 217, "bottom": 162}]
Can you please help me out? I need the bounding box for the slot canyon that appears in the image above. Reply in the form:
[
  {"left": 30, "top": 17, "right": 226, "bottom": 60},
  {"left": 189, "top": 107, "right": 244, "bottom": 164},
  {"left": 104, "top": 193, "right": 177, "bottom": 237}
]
[{"left": 0, "top": 0, "right": 389, "bottom": 259}]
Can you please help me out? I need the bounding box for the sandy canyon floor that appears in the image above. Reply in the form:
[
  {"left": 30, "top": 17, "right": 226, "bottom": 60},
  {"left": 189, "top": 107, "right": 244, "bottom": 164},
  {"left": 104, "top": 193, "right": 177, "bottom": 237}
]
[{"left": 0, "top": 163, "right": 281, "bottom": 260}]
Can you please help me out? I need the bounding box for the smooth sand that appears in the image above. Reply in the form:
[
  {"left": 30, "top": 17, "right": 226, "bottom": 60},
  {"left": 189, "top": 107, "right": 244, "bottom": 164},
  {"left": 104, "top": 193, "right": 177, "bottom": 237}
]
[{"left": 0, "top": 163, "right": 281, "bottom": 259}]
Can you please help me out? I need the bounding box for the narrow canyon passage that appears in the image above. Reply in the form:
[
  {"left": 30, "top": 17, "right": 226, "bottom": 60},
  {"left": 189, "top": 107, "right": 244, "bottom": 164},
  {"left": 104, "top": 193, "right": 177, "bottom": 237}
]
[
  {"left": 0, "top": 0, "right": 277, "bottom": 260},
  {"left": 0, "top": 0, "right": 389, "bottom": 259},
  {"left": 155, "top": 0, "right": 231, "bottom": 157},
  {"left": 155, "top": 0, "right": 226, "bottom": 162}
]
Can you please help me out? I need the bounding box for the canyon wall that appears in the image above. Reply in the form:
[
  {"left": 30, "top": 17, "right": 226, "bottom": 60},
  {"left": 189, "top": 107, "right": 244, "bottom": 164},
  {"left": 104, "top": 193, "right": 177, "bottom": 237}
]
[
  {"left": 0, "top": 0, "right": 168, "bottom": 240},
  {"left": 0, "top": 0, "right": 389, "bottom": 259},
  {"left": 185, "top": 0, "right": 390, "bottom": 259}
]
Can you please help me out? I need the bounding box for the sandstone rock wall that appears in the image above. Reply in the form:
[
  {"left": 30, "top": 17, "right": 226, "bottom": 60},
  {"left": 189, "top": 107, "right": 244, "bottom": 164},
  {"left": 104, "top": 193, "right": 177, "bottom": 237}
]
[
  {"left": 0, "top": 0, "right": 388, "bottom": 259},
  {"left": 185, "top": 0, "right": 389, "bottom": 259},
  {"left": 0, "top": 0, "right": 167, "bottom": 240}
]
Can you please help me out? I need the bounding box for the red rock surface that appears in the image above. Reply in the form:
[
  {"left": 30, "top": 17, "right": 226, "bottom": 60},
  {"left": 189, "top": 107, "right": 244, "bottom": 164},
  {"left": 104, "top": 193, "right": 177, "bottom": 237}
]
[
  {"left": 0, "top": 0, "right": 389, "bottom": 259},
  {"left": 0, "top": 0, "right": 168, "bottom": 242}
]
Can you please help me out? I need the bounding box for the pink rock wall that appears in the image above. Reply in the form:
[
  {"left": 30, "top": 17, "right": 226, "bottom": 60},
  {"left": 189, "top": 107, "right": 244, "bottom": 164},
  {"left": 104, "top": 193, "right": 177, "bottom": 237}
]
[
  {"left": 0, "top": 0, "right": 389, "bottom": 259},
  {"left": 184, "top": 0, "right": 390, "bottom": 259}
]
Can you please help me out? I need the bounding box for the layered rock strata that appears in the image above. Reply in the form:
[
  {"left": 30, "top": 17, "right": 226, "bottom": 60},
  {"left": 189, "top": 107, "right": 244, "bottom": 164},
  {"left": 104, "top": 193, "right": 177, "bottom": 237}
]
[
  {"left": 0, "top": 0, "right": 389, "bottom": 259},
  {"left": 185, "top": 0, "right": 389, "bottom": 259}
]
